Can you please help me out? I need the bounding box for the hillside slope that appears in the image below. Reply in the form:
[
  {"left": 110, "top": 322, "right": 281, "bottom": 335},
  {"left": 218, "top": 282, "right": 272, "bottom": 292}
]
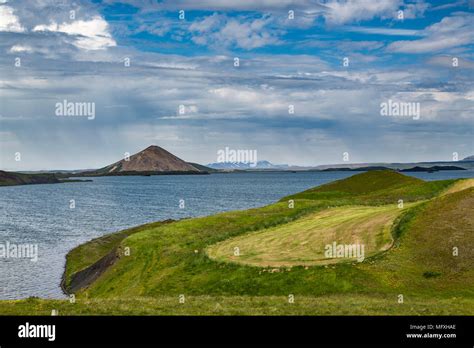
[
  {"left": 0, "top": 170, "right": 60, "bottom": 186},
  {"left": 282, "top": 170, "right": 451, "bottom": 204},
  {"left": 362, "top": 186, "right": 474, "bottom": 295}
]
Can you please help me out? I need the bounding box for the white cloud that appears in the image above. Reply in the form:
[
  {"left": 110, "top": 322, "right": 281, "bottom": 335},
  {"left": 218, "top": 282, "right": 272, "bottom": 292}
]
[
  {"left": 190, "top": 14, "right": 280, "bottom": 49},
  {"left": 9, "top": 44, "right": 32, "bottom": 53},
  {"left": 33, "top": 16, "right": 116, "bottom": 50},
  {"left": 0, "top": 5, "right": 25, "bottom": 32},
  {"left": 189, "top": 13, "right": 223, "bottom": 32},
  {"left": 220, "top": 17, "right": 280, "bottom": 49},
  {"left": 387, "top": 13, "right": 473, "bottom": 53},
  {"left": 400, "top": 0, "right": 430, "bottom": 19},
  {"left": 343, "top": 26, "right": 423, "bottom": 36},
  {"left": 135, "top": 17, "right": 177, "bottom": 37},
  {"left": 210, "top": 87, "right": 262, "bottom": 104},
  {"left": 323, "top": 0, "right": 402, "bottom": 25}
]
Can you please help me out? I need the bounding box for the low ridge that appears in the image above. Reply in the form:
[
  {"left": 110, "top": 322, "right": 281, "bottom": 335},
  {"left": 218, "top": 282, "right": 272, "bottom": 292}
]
[{"left": 312, "top": 170, "right": 422, "bottom": 194}]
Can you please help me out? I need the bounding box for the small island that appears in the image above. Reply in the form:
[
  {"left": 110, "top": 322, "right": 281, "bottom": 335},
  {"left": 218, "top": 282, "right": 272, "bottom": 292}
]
[
  {"left": 400, "top": 165, "right": 466, "bottom": 173},
  {"left": 78, "top": 145, "right": 212, "bottom": 177}
]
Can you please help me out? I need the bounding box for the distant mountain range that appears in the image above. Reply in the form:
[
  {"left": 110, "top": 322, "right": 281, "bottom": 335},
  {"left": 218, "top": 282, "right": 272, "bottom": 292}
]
[
  {"left": 206, "top": 160, "right": 289, "bottom": 170},
  {"left": 207, "top": 156, "right": 474, "bottom": 171},
  {"left": 309, "top": 157, "right": 474, "bottom": 171}
]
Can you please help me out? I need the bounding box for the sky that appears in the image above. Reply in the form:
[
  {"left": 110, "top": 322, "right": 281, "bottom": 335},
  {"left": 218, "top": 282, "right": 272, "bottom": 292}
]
[{"left": 0, "top": 0, "right": 473, "bottom": 170}]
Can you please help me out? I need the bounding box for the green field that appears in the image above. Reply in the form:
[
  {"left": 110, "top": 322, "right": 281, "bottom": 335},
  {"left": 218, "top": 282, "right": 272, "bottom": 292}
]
[
  {"left": 2, "top": 295, "right": 474, "bottom": 316},
  {"left": 206, "top": 204, "right": 415, "bottom": 267},
  {"left": 1, "top": 170, "right": 473, "bottom": 315}
]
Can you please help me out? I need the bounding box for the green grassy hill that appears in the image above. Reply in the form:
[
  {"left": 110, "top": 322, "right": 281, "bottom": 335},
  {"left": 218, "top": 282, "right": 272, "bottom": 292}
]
[
  {"left": 1, "top": 170, "right": 473, "bottom": 315},
  {"left": 303, "top": 169, "right": 423, "bottom": 194},
  {"left": 362, "top": 185, "right": 474, "bottom": 297},
  {"left": 282, "top": 170, "right": 451, "bottom": 204}
]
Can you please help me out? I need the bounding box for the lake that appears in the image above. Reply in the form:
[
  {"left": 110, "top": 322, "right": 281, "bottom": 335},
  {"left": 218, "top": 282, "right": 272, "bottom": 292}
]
[{"left": 1, "top": 170, "right": 473, "bottom": 299}]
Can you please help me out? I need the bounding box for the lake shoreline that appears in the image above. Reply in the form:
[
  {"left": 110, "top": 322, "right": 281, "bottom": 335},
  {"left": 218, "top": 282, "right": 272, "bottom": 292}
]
[
  {"left": 2, "top": 170, "right": 474, "bottom": 300},
  {"left": 31, "top": 171, "right": 474, "bottom": 315}
]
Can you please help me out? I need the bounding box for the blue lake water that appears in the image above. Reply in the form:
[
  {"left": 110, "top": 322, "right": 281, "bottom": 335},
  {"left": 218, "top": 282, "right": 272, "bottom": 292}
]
[{"left": 1, "top": 170, "right": 473, "bottom": 299}]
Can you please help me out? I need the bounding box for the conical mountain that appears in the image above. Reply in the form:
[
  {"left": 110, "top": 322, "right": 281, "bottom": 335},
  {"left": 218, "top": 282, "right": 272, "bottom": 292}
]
[{"left": 90, "top": 145, "right": 202, "bottom": 175}]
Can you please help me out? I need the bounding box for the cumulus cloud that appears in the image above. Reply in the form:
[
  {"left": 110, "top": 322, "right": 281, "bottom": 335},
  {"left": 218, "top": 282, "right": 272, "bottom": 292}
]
[
  {"left": 33, "top": 16, "right": 116, "bottom": 50},
  {"left": 189, "top": 13, "right": 223, "bottom": 32},
  {"left": 323, "top": 0, "right": 402, "bottom": 25},
  {"left": 401, "top": 0, "right": 430, "bottom": 19},
  {"left": 190, "top": 14, "right": 280, "bottom": 49},
  {"left": 136, "top": 20, "right": 173, "bottom": 37},
  {"left": 319, "top": 0, "right": 430, "bottom": 25},
  {"left": 0, "top": 4, "right": 25, "bottom": 32}
]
